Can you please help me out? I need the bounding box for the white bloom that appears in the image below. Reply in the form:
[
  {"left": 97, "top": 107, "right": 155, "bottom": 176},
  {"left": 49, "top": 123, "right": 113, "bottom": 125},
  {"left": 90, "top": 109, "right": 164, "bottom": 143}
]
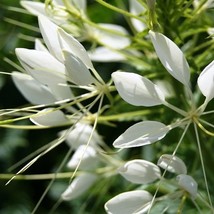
[
  {"left": 67, "top": 145, "right": 99, "bottom": 170},
  {"left": 157, "top": 154, "right": 187, "bottom": 174},
  {"left": 61, "top": 173, "right": 97, "bottom": 201},
  {"left": 176, "top": 174, "right": 198, "bottom": 199},
  {"left": 105, "top": 190, "right": 152, "bottom": 214},
  {"left": 118, "top": 159, "right": 161, "bottom": 184},
  {"left": 64, "top": 122, "right": 103, "bottom": 149},
  {"left": 112, "top": 30, "right": 214, "bottom": 150}
]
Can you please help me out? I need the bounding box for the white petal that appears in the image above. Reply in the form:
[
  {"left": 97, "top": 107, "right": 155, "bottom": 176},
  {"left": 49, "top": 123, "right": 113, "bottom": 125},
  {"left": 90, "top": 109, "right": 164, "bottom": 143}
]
[
  {"left": 112, "top": 71, "right": 165, "bottom": 106},
  {"left": 64, "top": 123, "right": 103, "bottom": 149},
  {"left": 30, "top": 108, "right": 68, "bottom": 126},
  {"left": 67, "top": 145, "right": 99, "bottom": 170},
  {"left": 197, "top": 60, "right": 214, "bottom": 102},
  {"left": 61, "top": 173, "right": 97, "bottom": 201},
  {"left": 157, "top": 154, "right": 187, "bottom": 174},
  {"left": 15, "top": 48, "right": 65, "bottom": 74},
  {"left": 176, "top": 174, "right": 198, "bottom": 199},
  {"left": 149, "top": 31, "right": 190, "bottom": 87},
  {"left": 72, "top": 0, "right": 86, "bottom": 12},
  {"left": 58, "top": 28, "right": 94, "bottom": 69},
  {"left": 88, "top": 47, "right": 126, "bottom": 62},
  {"left": 64, "top": 51, "right": 95, "bottom": 85},
  {"left": 35, "top": 39, "right": 48, "bottom": 52},
  {"left": 12, "top": 72, "right": 56, "bottom": 104},
  {"left": 105, "top": 190, "right": 152, "bottom": 214},
  {"left": 129, "top": 0, "right": 146, "bottom": 32},
  {"left": 38, "top": 15, "right": 63, "bottom": 61},
  {"left": 28, "top": 69, "right": 73, "bottom": 101},
  {"left": 94, "top": 24, "right": 131, "bottom": 49},
  {"left": 113, "top": 121, "right": 169, "bottom": 148},
  {"left": 21, "top": 1, "right": 46, "bottom": 16},
  {"left": 118, "top": 159, "right": 160, "bottom": 184}
]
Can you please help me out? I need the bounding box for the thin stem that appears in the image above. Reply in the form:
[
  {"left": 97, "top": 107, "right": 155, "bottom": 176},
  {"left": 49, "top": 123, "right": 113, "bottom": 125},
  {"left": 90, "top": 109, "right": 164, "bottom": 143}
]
[
  {"left": 163, "top": 101, "right": 187, "bottom": 117},
  {"left": 148, "top": 122, "right": 190, "bottom": 213},
  {"left": 193, "top": 123, "right": 213, "bottom": 210}
]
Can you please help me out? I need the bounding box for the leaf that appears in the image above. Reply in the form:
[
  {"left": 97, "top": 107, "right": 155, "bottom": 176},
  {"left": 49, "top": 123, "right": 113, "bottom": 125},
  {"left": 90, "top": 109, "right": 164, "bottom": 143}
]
[
  {"left": 149, "top": 30, "right": 190, "bottom": 87},
  {"left": 197, "top": 60, "right": 214, "bottom": 103},
  {"left": 113, "top": 121, "right": 169, "bottom": 148},
  {"left": 105, "top": 190, "right": 152, "bottom": 214},
  {"left": 112, "top": 71, "right": 165, "bottom": 106}
]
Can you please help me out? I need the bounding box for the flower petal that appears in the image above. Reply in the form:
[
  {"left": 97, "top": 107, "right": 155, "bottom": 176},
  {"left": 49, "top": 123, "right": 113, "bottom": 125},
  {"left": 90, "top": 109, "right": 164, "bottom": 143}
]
[
  {"left": 176, "top": 174, "right": 198, "bottom": 199},
  {"left": 64, "top": 123, "right": 103, "bottom": 149},
  {"left": 157, "top": 154, "right": 187, "bottom": 174},
  {"left": 61, "top": 173, "right": 97, "bottom": 201},
  {"left": 29, "top": 69, "right": 73, "bottom": 100},
  {"left": 15, "top": 48, "right": 65, "bottom": 74},
  {"left": 94, "top": 23, "right": 131, "bottom": 49},
  {"left": 105, "top": 190, "right": 152, "bottom": 214},
  {"left": 88, "top": 47, "right": 126, "bottom": 62},
  {"left": 30, "top": 108, "right": 68, "bottom": 126},
  {"left": 149, "top": 30, "right": 190, "bottom": 87},
  {"left": 12, "top": 72, "right": 56, "bottom": 104},
  {"left": 118, "top": 159, "right": 160, "bottom": 184},
  {"left": 197, "top": 60, "right": 214, "bottom": 102},
  {"left": 112, "top": 71, "right": 165, "bottom": 106},
  {"left": 58, "top": 28, "right": 94, "bottom": 69},
  {"left": 67, "top": 145, "right": 99, "bottom": 170},
  {"left": 64, "top": 51, "right": 95, "bottom": 85},
  {"left": 129, "top": 0, "right": 146, "bottom": 32},
  {"left": 38, "top": 15, "right": 63, "bottom": 61},
  {"left": 113, "top": 121, "right": 169, "bottom": 148},
  {"left": 21, "top": 1, "right": 46, "bottom": 16}
]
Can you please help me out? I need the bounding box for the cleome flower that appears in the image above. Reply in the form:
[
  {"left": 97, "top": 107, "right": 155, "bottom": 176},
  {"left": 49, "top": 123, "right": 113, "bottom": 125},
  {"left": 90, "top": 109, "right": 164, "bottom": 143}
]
[
  {"left": 111, "top": 30, "right": 214, "bottom": 211},
  {"left": 112, "top": 30, "right": 214, "bottom": 149},
  {"left": 105, "top": 154, "right": 198, "bottom": 214},
  {"left": 11, "top": 14, "right": 113, "bottom": 128}
]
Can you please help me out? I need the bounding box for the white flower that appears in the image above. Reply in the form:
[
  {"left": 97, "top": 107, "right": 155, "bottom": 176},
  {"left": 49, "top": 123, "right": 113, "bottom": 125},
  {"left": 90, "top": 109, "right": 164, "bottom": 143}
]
[
  {"left": 111, "top": 30, "right": 214, "bottom": 149},
  {"left": 157, "top": 154, "right": 187, "bottom": 174},
  {"left": 176, "top": 174, "right": 198, "bottom": 199},
  {"left": 67, "top": 145, "right": 99, "bottom": 170},
  {"left": 61, "top": 173, "right": 98, "bottom": 201},
  {"left": 63, "top": 122, "right": 103, "bottom": 149},
  {"left": 118, "top": 159, "right": 161, "bottom": 184},
  {"left": 105, "top": 190, "right": 152, "bottom": 214}
]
